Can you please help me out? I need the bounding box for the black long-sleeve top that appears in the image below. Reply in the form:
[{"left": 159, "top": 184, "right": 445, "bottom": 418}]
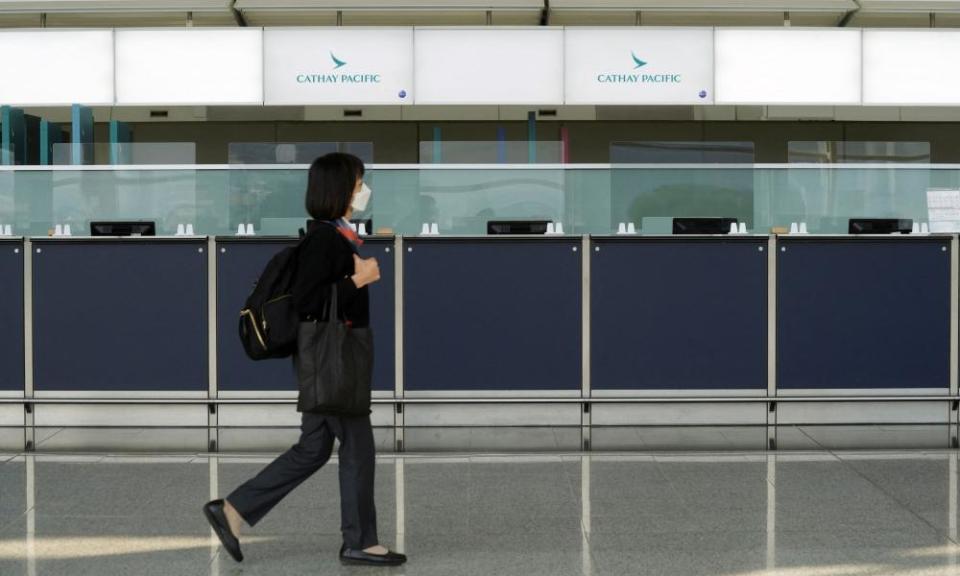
[{"left": 292, "top": 220, "right": 370, "bottom": 328}]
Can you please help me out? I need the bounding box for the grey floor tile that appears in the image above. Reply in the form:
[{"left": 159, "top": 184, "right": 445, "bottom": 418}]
[
  {"left": 840, "top": 455, "right": 952, "bottom": 519},
  {"left": 845, "top": 472, "right": 955, "bottom": 534},
  {"left": 400, "top": 530, "right": 588, "bottom": 576},
  {"left": 771, "top": 529, "right": 960, "bottom": 576},
  {"left": 656, "top": 460, "right": 771, "bottom": 507},
  {"left": 775, "top": 500, "right": 938, "bottom": 533},
  {"left": 0, "top": 514, "right": 215, "bottom": 576},
  {"left": 588, "top": 530, "right": 769, "bottom": 576},
  {"left": 403, "top": 427, "right": 578, "bottom": 452},
  {"left": 6, "top": 450, "right": 960, "bottom": 575},
  {"left": 218, "top": 428, "right": 395, "bottom": 454},
  {"left": 31, "top": 462, "right": 207, "bottom": 517},
  {"left": 0, "top": 460, "right": 27, "bottom": 532},
  {"left": 634, "top": 426, "right": 769, "bottom": 451}
]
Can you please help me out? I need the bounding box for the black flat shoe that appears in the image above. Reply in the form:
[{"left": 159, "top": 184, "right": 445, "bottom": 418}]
[
  {"left": 202, "top": 499, "right": 243, "bottom": 562},
  {"left": 339, "top": 544, "right": 407, "bottom": 566}
]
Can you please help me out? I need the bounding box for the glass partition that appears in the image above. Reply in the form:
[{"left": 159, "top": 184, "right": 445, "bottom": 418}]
[
  {"left": 1, "top": 164, "right": 960, "bottom": 237},
  {"left": 610, "top": 141, "right": 755, "bottom": 164},
  {"left": 109, "top": 142, "right": 198, "bottom": 165},
  {"left": 419, "top": 141, "right": 563, "bottom": 164},
  {"left": 51, "top": 142, "right": 95, "bottom": 166},
  {"left": 227, "top": 142, "right": 374, "bottom": 164},
  {"left": 787, "top": 141, "right": 931, "bottom": 164}
]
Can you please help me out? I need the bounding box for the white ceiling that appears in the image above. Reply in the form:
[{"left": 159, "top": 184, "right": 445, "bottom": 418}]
[{"left": 0, "top": 0, "right": 958, "bottom": 26}]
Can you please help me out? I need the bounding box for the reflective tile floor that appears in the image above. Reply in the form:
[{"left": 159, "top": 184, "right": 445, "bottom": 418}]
[
  {"left": 4, "top": 450, "right": 960, "bottom": 575},
  {"left": 2, "top": 424, "right": 958, "bottom": 453}
]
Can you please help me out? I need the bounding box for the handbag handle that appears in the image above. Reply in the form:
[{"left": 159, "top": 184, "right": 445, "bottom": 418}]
[{"left": 324, "top": 281, "right": 339, "bottom": 323}]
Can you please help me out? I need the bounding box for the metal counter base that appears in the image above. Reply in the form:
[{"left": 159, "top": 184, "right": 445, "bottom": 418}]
[{"left": 2, "top": 396, "right": 958, "bottom": 453}]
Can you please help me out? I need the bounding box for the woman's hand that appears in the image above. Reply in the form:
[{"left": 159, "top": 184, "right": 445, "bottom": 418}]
[{"left": 351, "top": 254, "right": 381, "bottom": 288}]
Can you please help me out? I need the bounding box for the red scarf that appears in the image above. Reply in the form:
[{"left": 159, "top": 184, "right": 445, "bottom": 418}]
[{"left": 332, "top": 218, "right": 364, "bottom": 250}]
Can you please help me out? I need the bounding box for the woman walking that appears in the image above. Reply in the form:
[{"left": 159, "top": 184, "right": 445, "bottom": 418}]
[{"left": 203, "top": 153, "right": 407, "bottom": 567}]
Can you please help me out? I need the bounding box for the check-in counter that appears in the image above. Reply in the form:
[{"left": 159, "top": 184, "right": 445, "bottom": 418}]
[
  {"left": 0, "top": 238, "right": 23, "bottom": 394},
  {"left": 776, "top": 235, "right": 952, "bottom": 424},
  {"left": 589, "top": 235, "right": 769, "bottom": 425},
  {"left": 0, "top": 238, "right": 25, "bottom": 440},
  {"left": 402, "top": 236, "right": 582, "bottom": 394},
  {"left": 31, "top": 237, "right": 209, "bottom": 393},
  {"left": 214, "top": 235, "right": 396, "bottom": 433},
  {"left": 216, "top": 235, "right": 396, "bottom": 395},
  {"left": 216, "top": 237, "right": 297, "bottom": 394},
  {"left": 4, "top": 232, "right": 958, "bottom": 443}
]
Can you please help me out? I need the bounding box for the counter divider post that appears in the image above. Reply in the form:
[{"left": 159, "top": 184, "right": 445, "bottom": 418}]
[
  {"left": 767, "top": 234, "right": 778, "bottom": 449},
  {"left": 23, "top": 237, "right": 34, "bottom": 452},
  {"left": 207, "top": 236, "right": 218, "bottom": 452},
  {"left": 582, "top": 234, "right": 591, "bottom": 451},
  {"left": 395, "top": 235, "right": 404, "bottom": 453}
]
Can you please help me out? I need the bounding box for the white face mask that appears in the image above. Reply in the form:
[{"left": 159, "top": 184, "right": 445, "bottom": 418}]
[{"left": 352, "top": 182, "right": 372, "bottom": 212}]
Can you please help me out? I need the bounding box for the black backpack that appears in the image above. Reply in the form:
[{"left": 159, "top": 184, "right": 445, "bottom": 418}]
[{"left": 238, "top": 242, "right": 302, "bottom": 360}]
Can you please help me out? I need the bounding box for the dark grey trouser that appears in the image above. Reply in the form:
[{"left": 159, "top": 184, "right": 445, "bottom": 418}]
[{"left": 225, "top": 412, "right": 379, "bottom": 550}]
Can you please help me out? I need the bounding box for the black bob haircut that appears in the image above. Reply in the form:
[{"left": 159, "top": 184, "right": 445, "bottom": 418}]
[{"left": 305, "top": 152, "right": 365, "bottom": 221}]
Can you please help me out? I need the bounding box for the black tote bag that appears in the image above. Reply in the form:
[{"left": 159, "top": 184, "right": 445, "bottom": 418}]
[{"left": 294, "top": 284, "right": 373, "bottom": 415}]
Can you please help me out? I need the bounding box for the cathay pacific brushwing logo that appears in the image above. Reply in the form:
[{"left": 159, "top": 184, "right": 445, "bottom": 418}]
[
  {"left": 593, "top": 49, "right": 706, "bottom": 98},
  {"left": 594, "top": 51, "right": 695, "bottom": 92},
  {"left": 296, "top": 49, "right": 401, "bottom": 95}
]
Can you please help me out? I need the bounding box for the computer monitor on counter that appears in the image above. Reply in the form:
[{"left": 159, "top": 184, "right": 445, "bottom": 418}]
[
  {"left": 672, "top": 217, "right": 738, "bottom": 235},
  {"left": 90, "top": 221, "right": 156, "bottom": 237},
  {"left": 848, "top": 219, "right": 913, "bottom": 235}
]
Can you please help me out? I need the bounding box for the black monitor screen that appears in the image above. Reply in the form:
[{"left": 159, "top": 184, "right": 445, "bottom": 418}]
[
  {"left": 90, "top": 221, "right": 157, "bottom": 237},
  {"left": 672, "top": 217, "right": 738, "bottom": 235},
  {"left": 487, "top": 220, "right": 551, "bottom": 235},
  {"left": 848, "top": 218, "right": 913, "bottom": 235}
]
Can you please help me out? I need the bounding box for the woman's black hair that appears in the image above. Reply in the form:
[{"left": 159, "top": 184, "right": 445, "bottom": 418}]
[{"left": 305, "top": 152, "right": 365, "bottom": 221}]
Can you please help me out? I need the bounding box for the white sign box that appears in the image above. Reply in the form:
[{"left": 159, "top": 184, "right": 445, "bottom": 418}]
[
  {"left": 864, "top": 30, "right": 960, "bottom": 106},
  {"left": 414, "top": 28, "right": 563, "bottom": 105},
  {"left": 264, "top": 28, "right": 413, "bottom": 105},
  {"left": 115, "top": 28, "right": 262, "bottom": 105},
  {"left": 0, "top": 30, "right": 114, "bottom": 106},
  {"left": 715, "top": 29, "right": 861, "bottom": 105},
  {"left": 565, "top": 28, "right": 714, "bottom": 105}
]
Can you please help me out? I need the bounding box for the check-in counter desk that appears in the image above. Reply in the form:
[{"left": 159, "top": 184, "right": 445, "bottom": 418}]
[
  {"left": 401, "top": 236, "right": 583, "bottom": 426},
  {"left": 589, "top": 235, "right": 769, "bottom": 426},
  {"left": 775, "top": 234, "right": 953, "bottom": 425},
  {"left": 215, "top": 235, "right": 396, "bottom": 429},
  {"left": 4, "top": 233, "right": 958, "bottom": 449},
  {"left": 0, "top": 238, "right": 24, "bottom": 431},
  {"left": 28, "top": 237, "right": 210, "bottom": 430}
]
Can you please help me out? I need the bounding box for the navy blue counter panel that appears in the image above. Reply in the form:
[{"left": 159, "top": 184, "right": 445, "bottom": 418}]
[
  {"left": 403, "top": 238, "right": 582, "bottom": 392},
  {"left": 591, "top": 238, "right": 768, "bottom": 391},
  {"left": 216, "top": 239, "right": 296, "bottom": 393},
  {"left": 216, "top": 237, "right": 395, "bottom": 393},
  {"left": 360, "top": 239, "right": 396, "bottom": 393},
  {"left": 777, "top": 238, "right": 951, "bottom": 390},
  {"left": 0, "top": 241, "right": 24, "bottom": 391},
  {"left": 32, "top": 240, "right": 208, "bottom": 391}
]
